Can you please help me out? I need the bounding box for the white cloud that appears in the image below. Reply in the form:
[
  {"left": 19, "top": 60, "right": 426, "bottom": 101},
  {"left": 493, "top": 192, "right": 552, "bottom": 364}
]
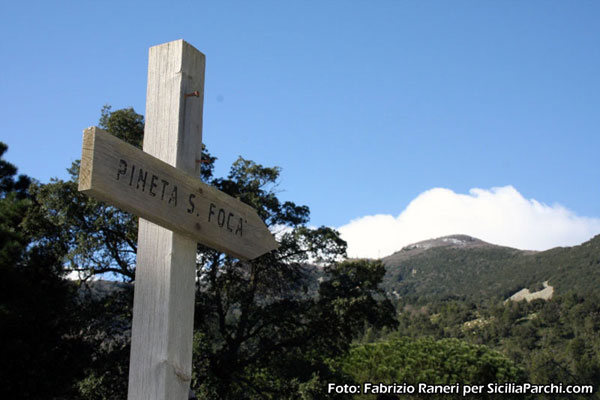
[{"left": 337, "top": 186, "right": 600, "bottom": 259}]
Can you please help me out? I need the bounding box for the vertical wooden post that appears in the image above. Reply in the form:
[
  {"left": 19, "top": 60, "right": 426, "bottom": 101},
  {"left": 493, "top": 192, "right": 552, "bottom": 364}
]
[{"left": 127, "top": 40, "right": 205, "bottom": 400}]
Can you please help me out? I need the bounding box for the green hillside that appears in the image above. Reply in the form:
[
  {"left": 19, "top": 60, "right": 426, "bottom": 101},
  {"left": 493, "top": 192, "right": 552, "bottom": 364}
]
[{"left": 381, "top": 234, "right": 600, "bottom": 303}]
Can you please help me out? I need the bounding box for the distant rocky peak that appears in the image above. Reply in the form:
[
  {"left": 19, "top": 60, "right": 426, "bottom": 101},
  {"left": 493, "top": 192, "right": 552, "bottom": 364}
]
[{"left": 401, "top": 234, "right": 486, "bottom": 251}]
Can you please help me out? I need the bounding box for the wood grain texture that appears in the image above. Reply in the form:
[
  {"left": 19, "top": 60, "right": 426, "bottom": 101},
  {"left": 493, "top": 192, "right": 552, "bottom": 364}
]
[
  {"left": 78, "top": 40, "right": 278, "bottom": 400},
  {"left": 127, "top": 39, "right": 203, "bottom": 400},
  {"left": 78, "top": 127, "right": 278, "bottom": 259}
]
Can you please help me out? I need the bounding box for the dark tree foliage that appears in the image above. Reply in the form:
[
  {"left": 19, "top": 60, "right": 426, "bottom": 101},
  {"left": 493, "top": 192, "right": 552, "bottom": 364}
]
[
  {"left": 74, "top": 282, "right": 134, "bottom": 400},
  {"left": 192, "top": 158, "right": 397, "bottom": 398},
  {"left": 99, "top": 105, "right": 144, "bottom": 149},
  {"left": 193, "top": 257, "right": 397, "bottom": 399},
  {"left": 0, "top": 143, "right": 30, "bottom": 199},
  {"left": 342, "top": 336, "right": 527, "bottom": 400},
  {"left": 0, "top": 143, "right": 90, "bottom": 399},
  {"left": 0, "top": 144, "right": 31, "bottom": 267},
  {"left": 23, "top": 107, "right": 144, "bottom": 281}
]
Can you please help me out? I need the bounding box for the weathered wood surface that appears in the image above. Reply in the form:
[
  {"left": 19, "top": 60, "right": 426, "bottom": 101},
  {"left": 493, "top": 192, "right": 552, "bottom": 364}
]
[
  {"left": 78, "top": 39, "right": 279, "bottom": 400},
  {"left": 79, "top": 127, "right": 278, "bottom": 260},
  {"left": 127, "top": 39, "right": 202, "bottom": 400}
]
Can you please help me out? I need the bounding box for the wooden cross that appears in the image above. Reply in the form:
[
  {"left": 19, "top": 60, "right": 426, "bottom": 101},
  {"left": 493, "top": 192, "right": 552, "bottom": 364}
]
[{"left": 78, "top": 40, "right": 278, "bottom": 400}]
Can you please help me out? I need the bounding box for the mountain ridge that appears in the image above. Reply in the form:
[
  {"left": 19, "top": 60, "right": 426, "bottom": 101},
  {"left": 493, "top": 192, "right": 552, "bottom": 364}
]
[
  {"left": 383, "top": 234, "right": 529, "bottom": 265},
  {"left": 80, "top": 233, "right": 600, "bottom": 305},
  {"left": 380, "top": 233, "right": 600, "bottom": 303}
]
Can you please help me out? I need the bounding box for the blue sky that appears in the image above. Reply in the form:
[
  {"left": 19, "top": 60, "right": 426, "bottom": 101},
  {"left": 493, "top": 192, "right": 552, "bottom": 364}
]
[{"left": 2, "top": 1, "right": 599, "bottom": 256}]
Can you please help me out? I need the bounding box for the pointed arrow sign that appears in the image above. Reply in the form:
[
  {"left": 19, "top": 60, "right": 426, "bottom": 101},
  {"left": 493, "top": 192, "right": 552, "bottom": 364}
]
[{"left": 79, "top": 126, "right": 278, "bottom": 260}]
